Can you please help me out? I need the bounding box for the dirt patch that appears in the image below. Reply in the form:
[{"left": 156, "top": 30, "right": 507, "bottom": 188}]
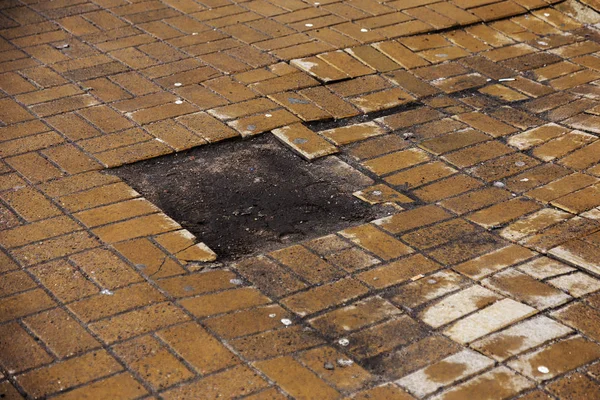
[{"left": 111, "top": 134, "right": 392, "bottom": 260}]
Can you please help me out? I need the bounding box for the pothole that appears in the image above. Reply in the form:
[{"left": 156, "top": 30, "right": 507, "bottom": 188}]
[{"left": 110, "top": 134, "right": 394, "bottom": 260}]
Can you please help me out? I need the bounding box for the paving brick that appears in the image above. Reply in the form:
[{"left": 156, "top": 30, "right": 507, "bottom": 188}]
[
  {"left": 234, "top": 255, "right": 308, "bottom": 298},
  {"left": 357, "top": 254, "right": 441, "bottom": 290},
  {"left": 0, "top": 270, "right": 36, "bottom": 298},
  {"left": 375, "top": 205, "right": 452, "bottom": 234},
  {"left": 362, "top": 148, "right": 430, "bottom": 176},
  {"left": 309, "top": 296, "right": 401, "bottom": 336},
  {"left": 546, "top": 372, "right": 600, "bottom": 400},
  {"left": 420, "top": 285, "right": 502, "bottom": 328},
  {"left": 50, "top": 373, "right": 148, "bottom": 400},
  {"left": 430, "top": 366, "right": 534, "bottom": 400},
  {"left": 161, "top": 365, "right": 268, "bottom": 400},
  {"left": 113, "top": 335, "right": 194, "bottom": 390},
  {"left": 483, "top": 268, "right": 571, "bottom": 309},
  {"left": 390, "top": 270, "right": 470, "bottom": 308},
  {"left": 320, "top": 121, "right": 386, "bottom": 146},
  {"left": 340, "top": 223, "right": 414, "bottom": 260},
  {"left": 444, "top": 298, "right": 536, "bottom": 343},
  {"left": 89, "top": 302, "right": 190, "bottom": 344},
  {"left": 0, "top": 322, "right": 53, "bottom": 373},
  {"left": 254, "top": 356, "right": 340, "bottom": 399},
  {"left": 16, "top": 351, "right": 122, "bottom": 398},
  {"left": 353, "top": 183, "right": 413, "bottom": 204},
  {"left": 11, "top": 231, "right": 101, "bottom": 267},
  {"left": 346, "top": 315, "right": 427, "bottom": 360},
  {"left": 230, "top": 325, "right": 325, "bottom": 360},
  {"left": 552, "top": 301, "right": 600, "bottom": 342},
  {"left": 467, "top": 198, "right": 542, "bottom": 229},
  {"left": 270, "top": 244, "right": 343, "bottom": 284},
  {"left": 272, "top": 123, "right": 337, "bottom": 160},
  {"left": 508, "top": 336, "right": 600, "bottom": 381},
  {"left": 70, "top": 248, "right": 143, "bottom": 290},
  {"left": 549, "top": 272, "right": 600, "bottom": 297},
  {"left": 24, "top": 308, "right": 101, "bottom": 358},
  {"left": 205, "top": 303, "right": 292, "bottom": 339},
  {"left": 298, "top": 346, "right": 373, "bottom": 392},
  {"left": 397, "top": 349, "right": 494, "bottom": 398},
  {"left": 282, "top": 278, "right": 369, "bottom": 316},
  {"left": 413, "top": 174, "right": 484, "bottom": 202}
]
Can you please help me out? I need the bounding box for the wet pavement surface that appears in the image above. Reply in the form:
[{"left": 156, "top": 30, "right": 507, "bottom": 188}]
[{"left": 2, "top": 0, "right": 600, "bottom": 398}]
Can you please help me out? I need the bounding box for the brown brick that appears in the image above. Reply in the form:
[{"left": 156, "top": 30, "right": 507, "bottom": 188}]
[
  {"left": 75, "top": 198, "right": 159, "bottom": 228},
  {"left": 282, "top": 278, "right": 369, "bottom": 316},
  {"left": 157, "top": 322, "right": 239, "bottom": 374},
  {"left": 310, "top": 296, "right": 401, "bottom": 337},
  {"left": 553, "top": 302, "right": 600, "bottom": 342},
  {"left": 347, "top": 315, "right": 427, "bottom": 360},
  {"left": 0, "top": 132, "right": 65, "bottom": 158},
  {"left": 70, "top": 248, "right": 143, "bottom": 289},
  {"left": 357, "top": 254, "right": 441, "bottom": 289},
  {"left": 325, "top": 247, "right": 380, "bottom": 272},
  {"left": 162, "top": 365, "right": 268, "bottom": 399},
  {"left": 16, "top": 351, "right": 122, "bottom": 398},
  {"left": 113, "top": 335, "right": 194, "bottom": 390},
  {"left": 255, "top": 356, "right": 340, "bottom": 399},
  {"left": 11, "top": 231, "right": 100, "bottom": 267},
  {"left": 375, "top": 205, "right": 452, "bottom": 234},
  {"left": 50, "top": 373, "right": 148, "bottom": 400},
  {"left": 0, "top": 322, "right": 53, "bottom": 373},
  {"left": 468, "top": 198, "right": 542, "bottom": 228},
  {"left": 546, "top": 372, "right": 600, "bottom": 400},
  {"left": 89, "top": 302, "right": 189, "bottom": 344},
  {"left": 24, "top": 308, "right": 100, "bottom": 358},
  {"left": 157, "top": 270, "right": 236, "bottom": 298},
  {"left": 93, "top": 213, "right": 180, "bottom": 243},
  {"left": 43, "top": 144, "right": 102, "bottom": 174},
  {"left": 508, "top": 336, "right": 600, "bottom": 381},
  {"left": 113, "top": 238, "right": 187, "bottom": 279},
  {"left": 230, "top": 326, "right": 324, "bottom": 360},
  {"left": 205, "top": 304, "right": 292, "bottom": 339},
  {"left": 340, "top": 223, "right": 414, "bottom": 260},
  {"left": 270, "top": 245, "right": 342, "bottom": 284}
]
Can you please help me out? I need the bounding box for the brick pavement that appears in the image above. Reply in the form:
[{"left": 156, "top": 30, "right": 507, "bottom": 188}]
[{"left": 2, "top": 0, "right": 600, "bottom": 398}]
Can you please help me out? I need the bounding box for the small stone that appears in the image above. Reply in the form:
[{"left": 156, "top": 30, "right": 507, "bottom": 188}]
[
  {"left": 338, "top": 338, "right": 350, "bottom": 346},
  {"left": 324, "top": 362, "right": 335, "bottom": 370},
  {"left": 100, "top": 289, "right": 113, "bottom": 295},
  {"left": 174, "top": 82, "right": 182, "bottom": 87},
  {"left": 229, "top": 278, "right": 244, "bottom": 285},
  {"left": 281, "top": 318, "right": 292, "bottom": 326},
  {"left": 538, "top": 366, "right": 550, "bottom": 374},
  {"left": 337, "top": 358, "right": 354, "bottom": 367},
  {"left": 175, "top": 99, "right": 183, "bottom": 104},
  {"left": 493, "top": 181, "right": 506, "bottom": 188},
  {"left": 515, "top": 161, "right": 526, "bottom": 167},
  {"left": 305, "top": 23, "right": 313, "bottom": 27}
]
